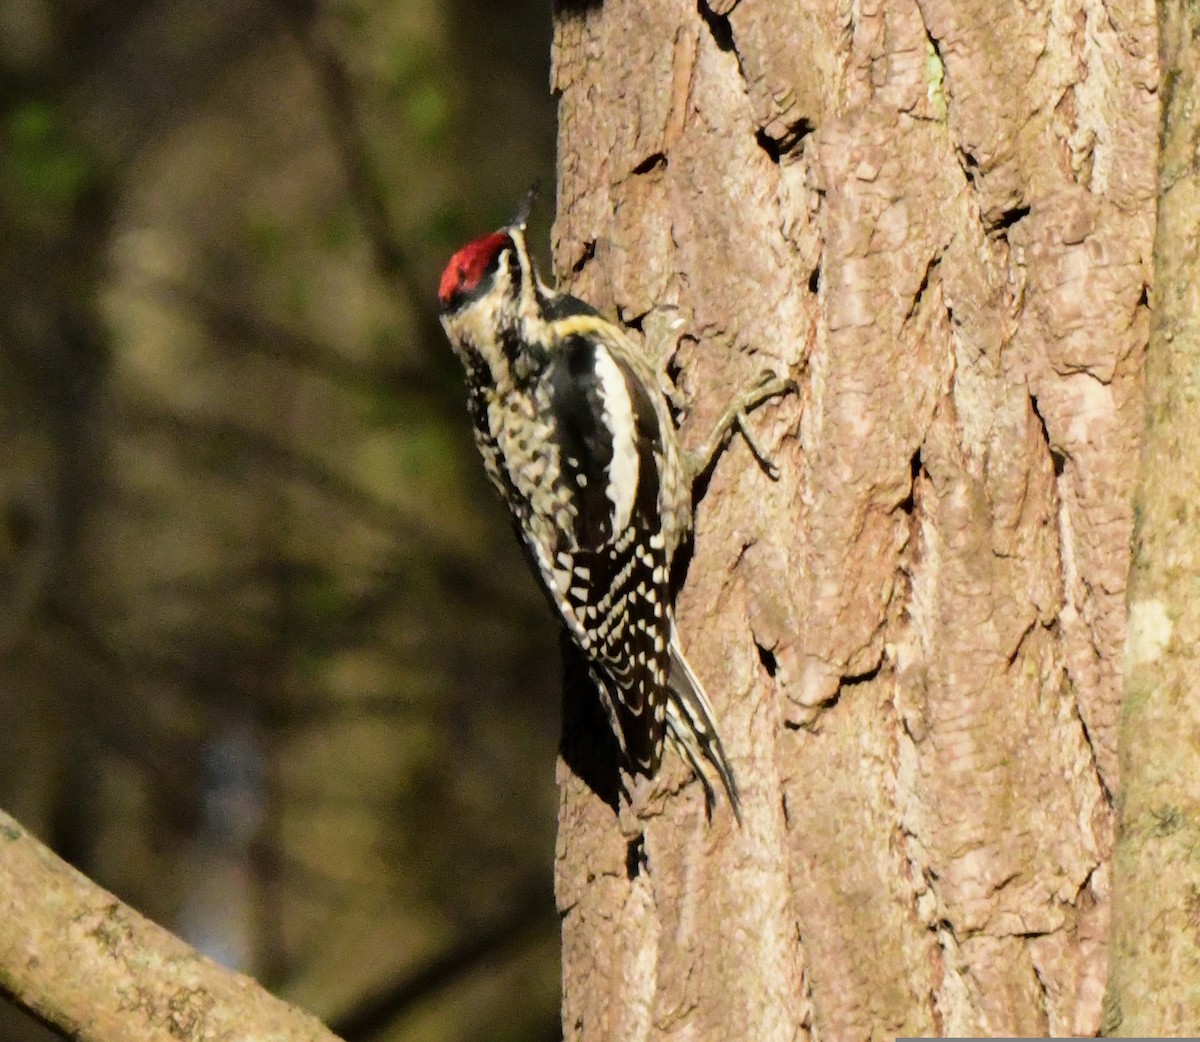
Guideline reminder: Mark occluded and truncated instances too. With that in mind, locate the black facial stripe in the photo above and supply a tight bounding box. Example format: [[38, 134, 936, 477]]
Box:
[[540, 290, 603, 322]]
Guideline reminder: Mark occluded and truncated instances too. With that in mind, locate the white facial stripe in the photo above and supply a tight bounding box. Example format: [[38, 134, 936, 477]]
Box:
[[593, 348, 639, 534]]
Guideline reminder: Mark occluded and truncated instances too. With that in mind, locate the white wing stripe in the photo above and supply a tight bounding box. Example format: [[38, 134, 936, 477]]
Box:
[[593, 347, 639, 534]]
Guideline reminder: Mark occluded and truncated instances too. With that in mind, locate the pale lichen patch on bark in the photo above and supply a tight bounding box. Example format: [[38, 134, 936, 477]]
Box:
[[1124, 598, 1172, 668]]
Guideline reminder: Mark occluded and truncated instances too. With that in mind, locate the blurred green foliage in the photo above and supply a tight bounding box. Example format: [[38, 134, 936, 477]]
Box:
[[3, 99, 97, 218]]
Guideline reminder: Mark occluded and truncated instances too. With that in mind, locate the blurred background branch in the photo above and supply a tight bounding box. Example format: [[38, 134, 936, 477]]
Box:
[[0, 809, 348, 1042]]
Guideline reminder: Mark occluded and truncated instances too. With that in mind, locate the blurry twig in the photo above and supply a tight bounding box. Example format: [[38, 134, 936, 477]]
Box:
[[328, 884, 552, 1042], [144, 278, 450, 402], [118, 395, 426, 536], [272, 0, 439, 340], [115, 397, 546, 629]]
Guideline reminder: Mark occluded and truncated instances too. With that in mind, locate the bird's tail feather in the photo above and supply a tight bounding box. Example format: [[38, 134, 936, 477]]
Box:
[[665, 624, 742, 825]]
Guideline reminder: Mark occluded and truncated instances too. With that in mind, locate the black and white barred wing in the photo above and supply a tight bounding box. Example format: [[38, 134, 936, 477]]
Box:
[[527, 330, 673, 773], [565, 535, 669, 772]]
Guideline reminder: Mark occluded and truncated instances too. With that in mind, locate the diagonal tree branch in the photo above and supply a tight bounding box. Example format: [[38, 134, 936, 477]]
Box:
[[0, 809, 345, 1042]]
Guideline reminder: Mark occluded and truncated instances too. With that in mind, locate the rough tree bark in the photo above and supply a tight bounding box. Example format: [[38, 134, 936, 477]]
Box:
[[1106, 0, 1200, 1033], [551, 1, 1155, 1039]]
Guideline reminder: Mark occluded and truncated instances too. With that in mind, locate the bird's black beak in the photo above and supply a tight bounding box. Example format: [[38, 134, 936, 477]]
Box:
[[511, 182, 540, 231]]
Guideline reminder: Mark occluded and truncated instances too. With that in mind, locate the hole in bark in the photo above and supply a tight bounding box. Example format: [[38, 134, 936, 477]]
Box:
[[987, 204, 1031, 234], [755, 128, 782, 163], [697, 0, 735, 51], [904, 254, 940, 322], [1029, 395, 1065, 477], [1137, 282, 1149, 309], [842, 664, 881, 687], [570, 239, 595, 276], [625, 835, 646, 879], [807, 264, 820, 294], [755, 119, 814, 162], [665, 349, 684, 385], [923, 26, 946, 69], [633, 152, 667, 175], [955, 146, 981, 190], [1006, 620, 1037, 667], [787, 117, 814, 147], [755, 641, 778, 677], [898, 450, 921, 515]]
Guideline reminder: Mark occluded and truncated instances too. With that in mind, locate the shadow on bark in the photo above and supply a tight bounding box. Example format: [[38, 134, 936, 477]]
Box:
[[554, 0, 605, 13], [559, 635, 620, 817]]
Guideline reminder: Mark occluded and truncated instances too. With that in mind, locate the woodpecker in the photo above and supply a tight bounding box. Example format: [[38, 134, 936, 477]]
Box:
[[437, 194, 793, 822]]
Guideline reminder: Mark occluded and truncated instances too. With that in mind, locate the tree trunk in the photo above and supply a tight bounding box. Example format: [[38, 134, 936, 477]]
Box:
[[551, 0, 1155, 1038], [1106, 0, 1200, 1033]]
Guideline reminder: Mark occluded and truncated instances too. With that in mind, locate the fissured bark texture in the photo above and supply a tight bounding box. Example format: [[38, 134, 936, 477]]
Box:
[[551, 0, 1155, 1038], [1107, 1, 1200, 1034]]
